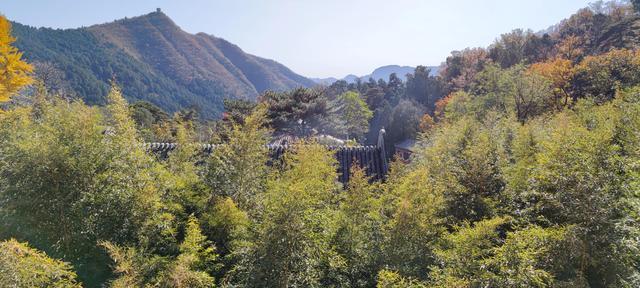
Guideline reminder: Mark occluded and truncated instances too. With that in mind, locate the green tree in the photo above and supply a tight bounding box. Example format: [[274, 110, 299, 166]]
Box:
[[430, 218, 581, 287], [248, 143, 339, 287], [406, 65, 444, 110], [423, 117, 505, 224], [430, 217, 508, 287], [488, 226, 582, 287], [381, 165, 445, 279], [386, 100, 423, 149], [261, 88, 328, 135], [223, 98, 257, 124], [0, 86, 168, 285], [489, 29, 531, 68], [363, 86, 385, 111], [572, 49, 640, 103], [504, 94, 640, 286], [103, 216, 218, 288], [0, 239, 81, 287], [201, 197, 251, 285], [441, 48, 490, 92], [376, 270, 427, 288], [471, 64, 551, 122], [130, 100, 170, 141], [330, 166, 384, 287], [333, 91, 373, 141], [384, 73, 404, 105], [205, 105, 271, 213]]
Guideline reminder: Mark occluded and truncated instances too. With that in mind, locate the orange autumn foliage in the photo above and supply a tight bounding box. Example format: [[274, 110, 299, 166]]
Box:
[[434, 94, 453, 120], [529, 58, 574, 109]]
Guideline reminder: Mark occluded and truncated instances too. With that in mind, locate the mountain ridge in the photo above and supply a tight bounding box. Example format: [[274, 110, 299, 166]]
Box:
[[12, 10, 314, 117]]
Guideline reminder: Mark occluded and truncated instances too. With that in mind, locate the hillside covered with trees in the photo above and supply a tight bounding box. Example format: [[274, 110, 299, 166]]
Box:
[[1, 1, 640, 288], [10, 10, 314, 117]]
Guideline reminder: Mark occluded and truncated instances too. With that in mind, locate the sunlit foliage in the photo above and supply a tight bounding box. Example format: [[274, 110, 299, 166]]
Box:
[[0, 239, 81, 287]]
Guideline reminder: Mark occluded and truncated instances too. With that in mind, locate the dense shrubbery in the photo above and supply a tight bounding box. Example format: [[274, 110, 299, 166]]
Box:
[[1, 80, 638, 287]]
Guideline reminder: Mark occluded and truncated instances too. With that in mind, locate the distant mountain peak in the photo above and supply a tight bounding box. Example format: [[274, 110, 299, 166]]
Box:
[[343, 74, 359, 82], [375, 64, 412, 70], [90, 8, 176, 30], [148, 9, 173, 21], [312, 65, 439, 85]]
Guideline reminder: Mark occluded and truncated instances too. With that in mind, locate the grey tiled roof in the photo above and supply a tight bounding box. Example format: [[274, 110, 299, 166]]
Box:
[[144, 130, 389, 184]]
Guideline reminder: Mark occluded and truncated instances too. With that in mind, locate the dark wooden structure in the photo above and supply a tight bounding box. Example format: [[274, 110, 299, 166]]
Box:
[[144, 129, 389, 184]]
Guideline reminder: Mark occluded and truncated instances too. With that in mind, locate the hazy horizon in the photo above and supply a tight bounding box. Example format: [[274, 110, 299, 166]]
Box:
[[1, 0, 592, 78]]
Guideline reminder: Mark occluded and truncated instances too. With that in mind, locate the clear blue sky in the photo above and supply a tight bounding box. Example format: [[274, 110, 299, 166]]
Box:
[[1, 0, 592, 78]]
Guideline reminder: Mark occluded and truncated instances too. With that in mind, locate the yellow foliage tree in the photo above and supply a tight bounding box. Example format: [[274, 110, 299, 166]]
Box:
[[0, 15, 32, 102]]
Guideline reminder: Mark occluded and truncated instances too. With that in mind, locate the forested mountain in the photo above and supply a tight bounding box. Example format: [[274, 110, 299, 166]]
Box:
[[11, 10, 314, 117], [596, 13, 640, 50]]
